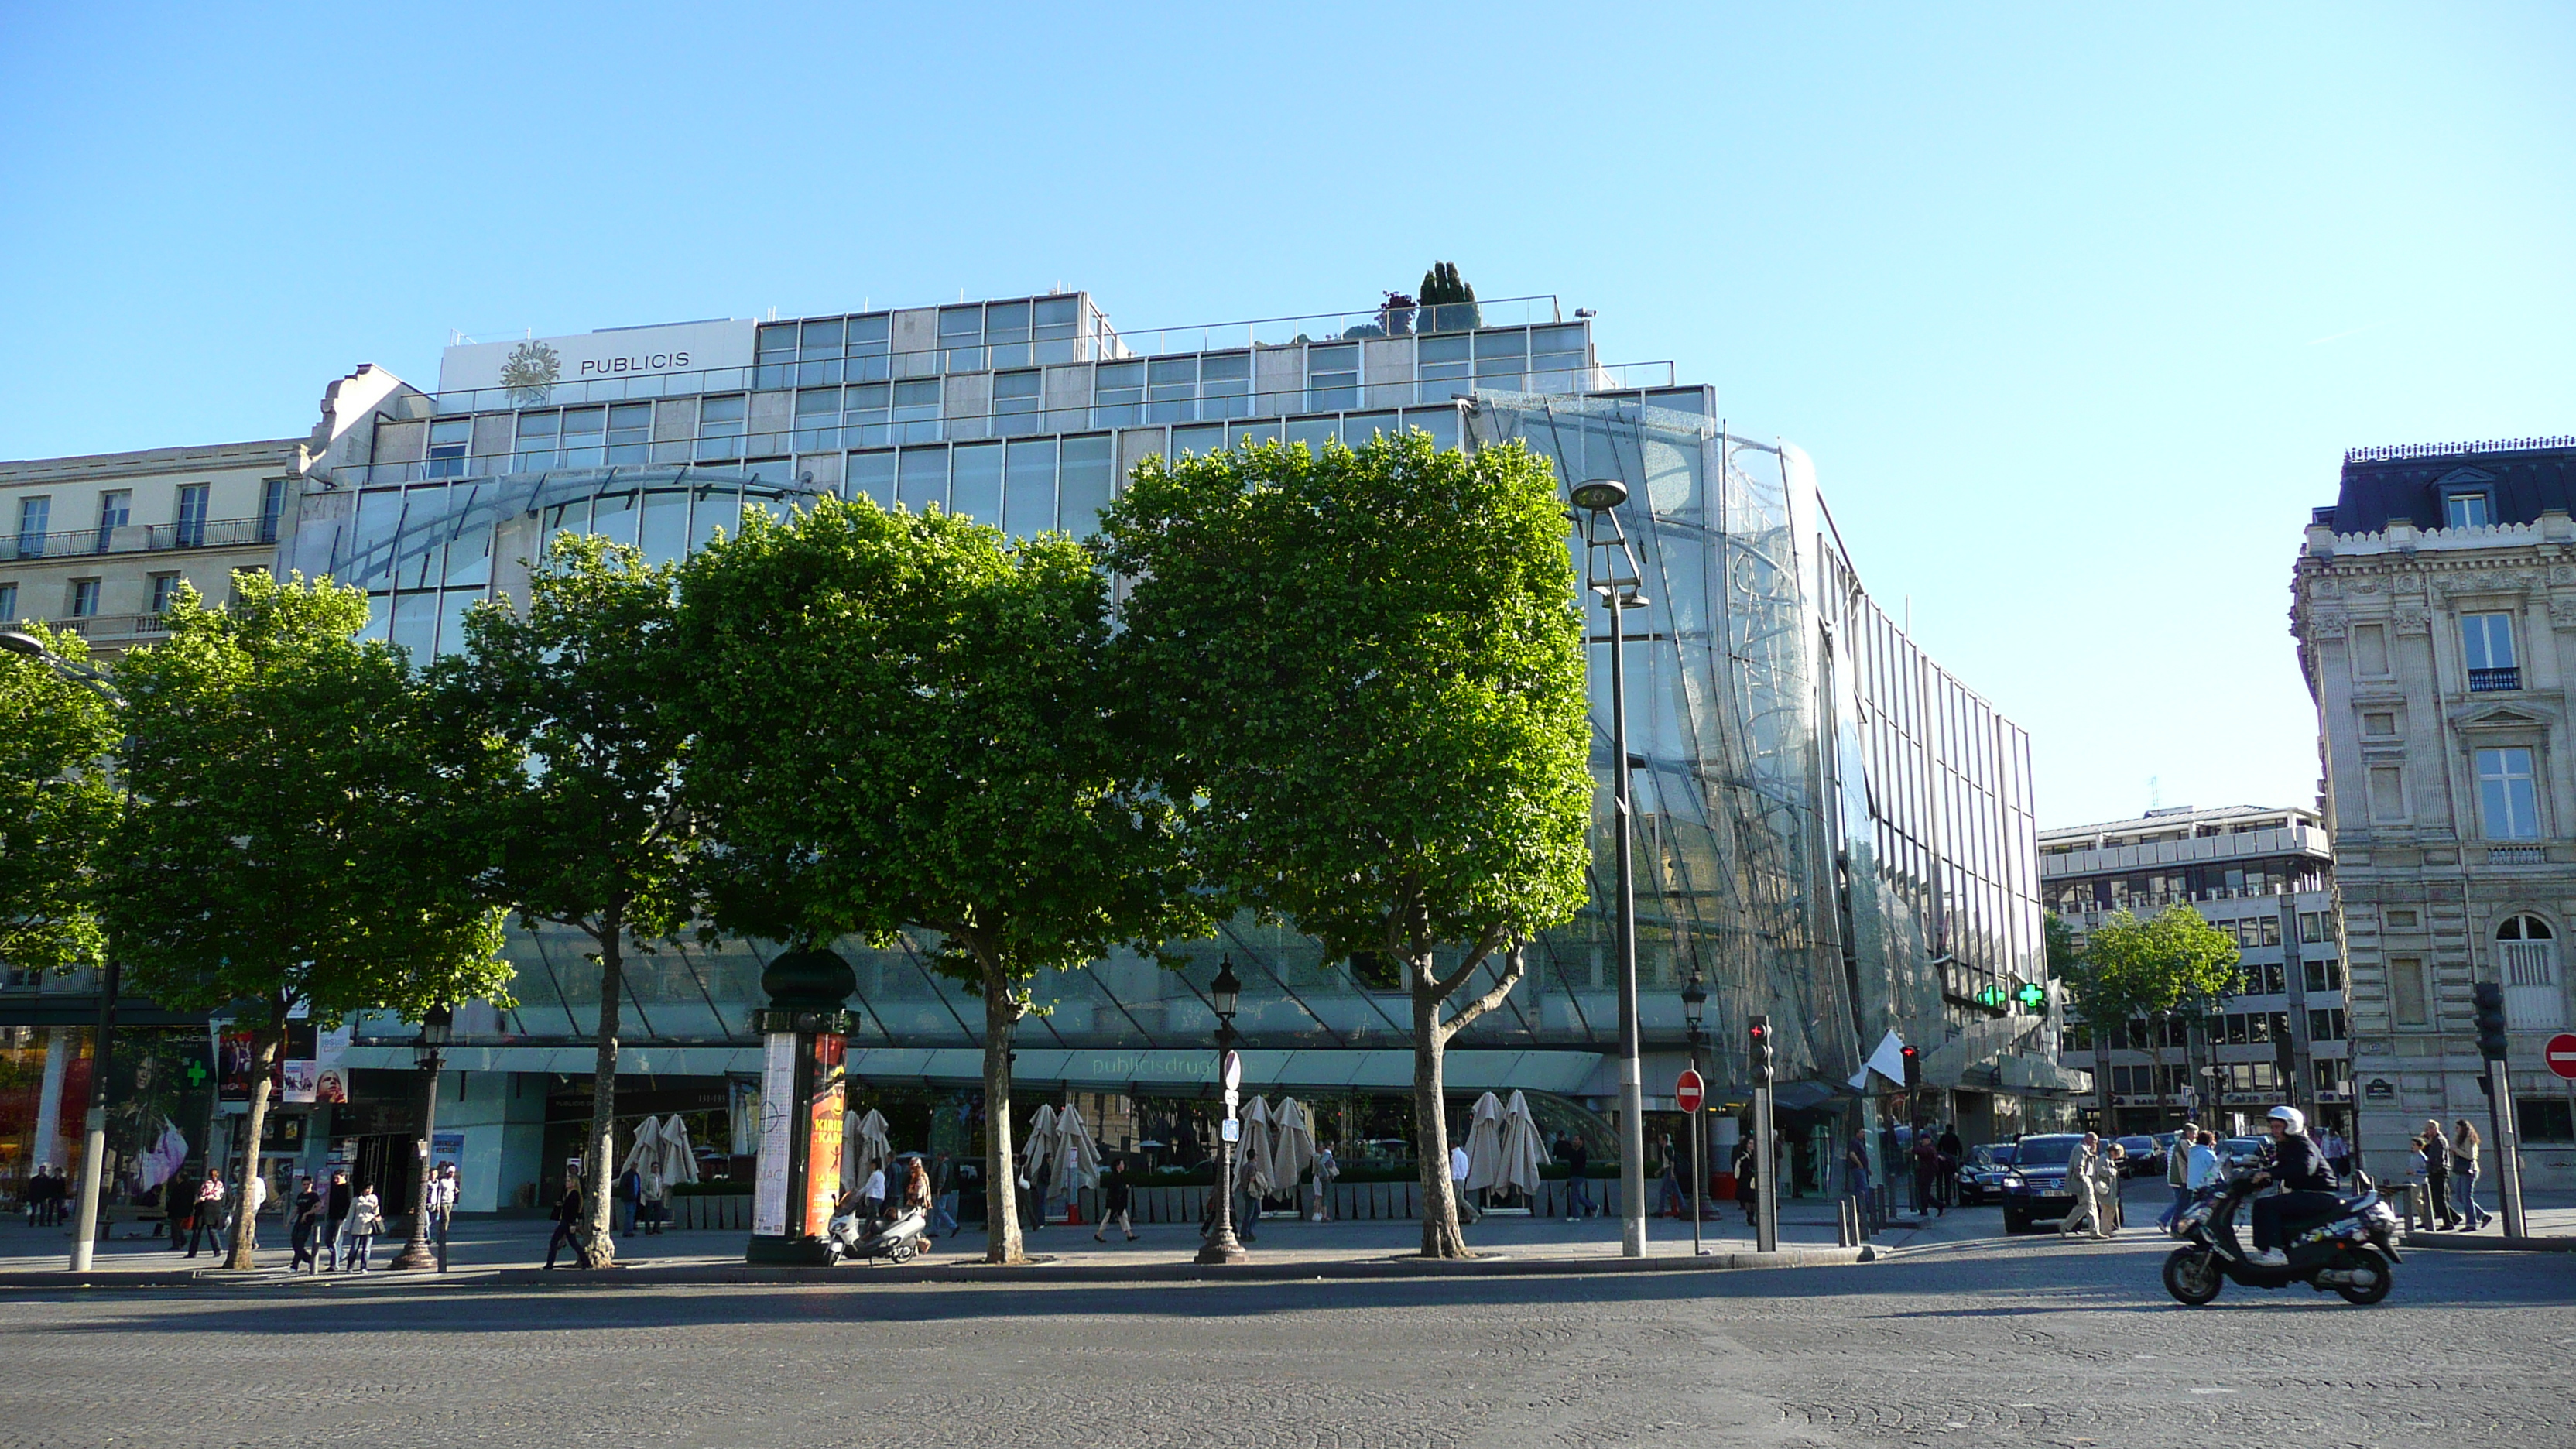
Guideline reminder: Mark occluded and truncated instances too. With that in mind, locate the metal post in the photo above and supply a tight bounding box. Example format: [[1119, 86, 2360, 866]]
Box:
[[1609, 577, 1644, 1259], [67, 959, 120, 1271], [1197, 1027, 1248, 1265], [2492, 1060, 2528, 1238], [389, 1046, 444, 1272], [1753, 1083, 1779, 1253], [1687, 1035, 1703, 1257]]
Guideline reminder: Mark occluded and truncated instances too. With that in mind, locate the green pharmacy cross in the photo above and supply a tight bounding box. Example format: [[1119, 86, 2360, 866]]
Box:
[[183, 1060, 209, 1088], [2014, 981, 2047, 1012]]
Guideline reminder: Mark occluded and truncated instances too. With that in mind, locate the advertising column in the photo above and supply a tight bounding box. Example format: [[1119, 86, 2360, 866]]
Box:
[[744, 944, 855, 1266]]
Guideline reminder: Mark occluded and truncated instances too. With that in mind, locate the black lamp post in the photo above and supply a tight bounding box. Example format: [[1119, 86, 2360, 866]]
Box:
[[389, 1006, 452, 1271], [1681, 967, 1708, 1255], [1197, 957, 1249, 1265], [1571, 481, 1649, 1258], [5, 629, 128, 1274]]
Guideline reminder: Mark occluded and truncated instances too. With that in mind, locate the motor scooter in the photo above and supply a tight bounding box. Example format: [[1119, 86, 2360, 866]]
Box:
[[2163, 1164, 2400, 1306], [824, 1202, 928, 1265]]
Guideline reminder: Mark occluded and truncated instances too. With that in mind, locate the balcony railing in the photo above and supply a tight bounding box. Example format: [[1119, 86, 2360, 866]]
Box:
[[43, 612, 174, 642], [0, 515, 279, 564], [2469, 666, 2522, 692]]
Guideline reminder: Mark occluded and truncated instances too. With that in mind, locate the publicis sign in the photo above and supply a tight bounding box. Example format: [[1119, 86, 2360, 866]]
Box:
[[439, 319, 757, 399]]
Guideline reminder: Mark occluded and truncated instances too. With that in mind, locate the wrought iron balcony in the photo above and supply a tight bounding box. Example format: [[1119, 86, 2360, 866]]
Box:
[[0, 515, 278, 563], [2469, 666, 2522, 692]]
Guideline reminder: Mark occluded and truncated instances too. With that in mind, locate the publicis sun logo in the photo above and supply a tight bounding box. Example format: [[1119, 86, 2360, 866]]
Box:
[[499, 339, 561, 404]]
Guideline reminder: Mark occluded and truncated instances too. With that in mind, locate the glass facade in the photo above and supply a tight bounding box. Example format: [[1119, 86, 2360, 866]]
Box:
[[301, 291, 2056, 1112]]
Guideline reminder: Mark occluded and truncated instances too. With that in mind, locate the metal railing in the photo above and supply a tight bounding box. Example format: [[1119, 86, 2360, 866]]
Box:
[[37, 612, 174, 642], [2345, 436, 2576, 464], [2469, 666, 2522, 692], [0, 516, 278, 563], [1101, 295, 1564, 358]]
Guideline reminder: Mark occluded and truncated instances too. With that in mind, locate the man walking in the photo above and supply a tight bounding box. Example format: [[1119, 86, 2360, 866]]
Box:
[[2420, 1119, 2459, 1228], [289, 1176, 323, 1272], [2159, 1121, 2198, 1231], [2060, 1132, 2108, 1240], [321, 1169, 353, 1271], [426, 1163, 459, 1270], [1450, 1141, 1478, 1226], [1561, 1135, 1595, 1221]]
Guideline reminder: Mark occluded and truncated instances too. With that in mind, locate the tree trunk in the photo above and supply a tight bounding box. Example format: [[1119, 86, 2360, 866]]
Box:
[[1412, 975, 1468, 1259], [579, 909, 623, 1269], [981, 971, 1023, 1265], [224, 1015, 285, 1271]]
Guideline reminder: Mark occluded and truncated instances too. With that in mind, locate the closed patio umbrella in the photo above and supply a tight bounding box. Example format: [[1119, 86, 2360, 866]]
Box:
[[1050, 1101, 1104, 1198], [1023, 1103, 1058, 1194], [1497, 1090, 1551, 1200], [656, 1114, 700, 1186], [843, 1108, 892, 1193], [1461, 1091, 1506, 1193], [1238, 1096, 1277, 1199], [1271, 1097, 1317, 1195], [619, 1115, 665, 1181]]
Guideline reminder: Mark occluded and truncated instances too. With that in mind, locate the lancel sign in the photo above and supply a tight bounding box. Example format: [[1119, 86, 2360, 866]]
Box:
[[439, 318, 757, 399]]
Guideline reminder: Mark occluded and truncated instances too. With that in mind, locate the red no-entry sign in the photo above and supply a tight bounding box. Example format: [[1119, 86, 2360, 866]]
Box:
[[2545, 1033, 2576, 1081], [1675, 1068, 1705, 1114]]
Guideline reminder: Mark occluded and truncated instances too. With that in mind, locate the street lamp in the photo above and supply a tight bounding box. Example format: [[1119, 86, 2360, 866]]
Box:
[[1572, 479, 1650, 1259], [5, 630, 130, 1274], [389, 1005, 453, 1272], [1197, 957, 1249, 1265], [1681, 966, 1708, 1255]]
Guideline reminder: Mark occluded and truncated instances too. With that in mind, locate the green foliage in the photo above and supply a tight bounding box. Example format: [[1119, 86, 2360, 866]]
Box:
[[0, 624, 120, 974], [1419, 262, 1477, 307], [1100, 432, 1591, 967], [428, 534, 703, 947], [106, 574, 512, 1027], [2071, 904, 2242, 1024], [2043, 911, 2080, 980]]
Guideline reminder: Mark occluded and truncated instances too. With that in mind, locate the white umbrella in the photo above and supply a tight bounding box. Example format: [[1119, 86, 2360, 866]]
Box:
[[1238, 1096, 1277, 1198], [1023, 1103, 1058, 1193], [1272, 1097, 1317, 1194], [656, 1114, 699, 1186], [619, 1115, 665, 1180], [1050, 1101, 1104, 1197], [842, 1107, 892, 1192], [1461, 1091, 1506, 1193], [1496, 1090, 1551, 1199]]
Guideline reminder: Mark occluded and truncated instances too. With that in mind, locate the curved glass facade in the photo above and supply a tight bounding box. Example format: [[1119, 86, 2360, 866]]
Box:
[[303, 298, 2057, 1113]]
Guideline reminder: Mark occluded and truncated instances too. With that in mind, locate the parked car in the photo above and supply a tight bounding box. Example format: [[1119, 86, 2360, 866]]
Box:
[[2115, 1135, 2164, 1177], [1956, 1143, 2019, 1205], [1997, 1134, 2088, 1233]]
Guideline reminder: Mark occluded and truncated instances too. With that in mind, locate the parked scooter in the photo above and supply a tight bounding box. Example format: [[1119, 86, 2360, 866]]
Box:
[[824, 1202, 928, 1265], [2163, 1163, 2400, 1306]]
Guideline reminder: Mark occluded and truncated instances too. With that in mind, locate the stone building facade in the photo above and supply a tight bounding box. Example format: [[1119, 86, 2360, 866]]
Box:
[[2292, 437, 2576, 1189]]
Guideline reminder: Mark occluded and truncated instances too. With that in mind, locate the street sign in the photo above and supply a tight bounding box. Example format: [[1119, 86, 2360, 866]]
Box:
[[1675, 1068, 1704, 1114], [2546, 1033, 2576, 1081], [1221, 1049, 1242, 1091]]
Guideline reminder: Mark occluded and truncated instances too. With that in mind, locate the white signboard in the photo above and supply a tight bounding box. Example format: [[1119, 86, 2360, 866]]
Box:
[[753, 1033, 796, 1237], [439, 318, 756, 396]]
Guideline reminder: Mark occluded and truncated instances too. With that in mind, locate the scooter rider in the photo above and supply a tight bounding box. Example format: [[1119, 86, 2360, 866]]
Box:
[[2246, 1105, 2341, 1266]]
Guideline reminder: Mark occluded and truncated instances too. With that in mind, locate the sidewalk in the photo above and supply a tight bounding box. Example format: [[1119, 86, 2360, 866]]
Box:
[[0, 1201, 1895, 1290]]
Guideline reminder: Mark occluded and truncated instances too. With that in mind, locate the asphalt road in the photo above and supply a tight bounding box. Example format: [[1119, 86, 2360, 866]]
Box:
[[3, 1224, 2571, 1448]]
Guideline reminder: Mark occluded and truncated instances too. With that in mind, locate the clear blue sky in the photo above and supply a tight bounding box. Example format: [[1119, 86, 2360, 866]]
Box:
[[5, 5, 2570, 827]]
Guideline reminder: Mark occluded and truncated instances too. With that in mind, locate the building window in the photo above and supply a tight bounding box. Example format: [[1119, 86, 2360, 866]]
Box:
[[2308, 1008, 2348, 1042], [259, 478, 289, 543], [2350, 622, 2389, 678], [2499, 913, 2564, 1029], [149, 573, 182, 614], [606, 402, 651, 464], [2389, 956, 2429, 1026], [2366, 765, 2405, 822], [94, 489, 130, 550], [1307, 344, 1359, 411], [2463, 611, 2519, 691], [175, 483, 210, 548], [2519, 1098, 2576, 1143], [69, 577, 100, 618], [0, 582, 15, 622], [15, 495, 50, 558], [2445, 492, 2492, 529], [2304, 957, 2344, 992], [2477, 748, 2542, 840], [695, 395, 746, 461]]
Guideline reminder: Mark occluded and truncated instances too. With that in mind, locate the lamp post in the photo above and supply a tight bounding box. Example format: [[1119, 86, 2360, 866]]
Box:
[[1571, 481, 1649, 1259], [4, 629, 128, 1274], [1681, 967, 1708, 1256], [389, 1005, 452, 1272], [1197, 957, 1249, 1265]]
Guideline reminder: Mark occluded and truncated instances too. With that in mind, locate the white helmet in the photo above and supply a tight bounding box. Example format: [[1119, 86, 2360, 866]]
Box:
[[2267, 1105, 2307, 1135]]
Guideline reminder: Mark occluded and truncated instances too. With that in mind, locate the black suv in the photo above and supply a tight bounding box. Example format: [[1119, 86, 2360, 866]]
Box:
[[1996, 1134, 2088, 1233]]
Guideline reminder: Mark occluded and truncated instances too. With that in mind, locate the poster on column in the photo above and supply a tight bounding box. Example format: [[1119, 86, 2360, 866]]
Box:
[[754, 1035, 795, 1237], [281, 1021, 320, 1104], [805, 1033, 848, 1235], [312, 1023, 353, 1105]]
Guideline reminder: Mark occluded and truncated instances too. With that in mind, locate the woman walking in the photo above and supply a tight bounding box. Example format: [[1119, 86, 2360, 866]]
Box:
[[343, 1184, 382, 1273], [2452, 1120, 2493, 1231], [1093, 1160, 1138, 1243]]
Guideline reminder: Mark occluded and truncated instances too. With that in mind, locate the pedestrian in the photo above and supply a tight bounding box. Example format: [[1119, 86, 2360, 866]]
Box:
[[640, 1162, 666, 1236], [2159, 1121, 2199, 1231], [26, 1164, 51, 1227], [1093, 1160, 1138, 1242], [858, 1161, 886, 1222], [1311, 1142, 1339, 1222], [426, 1163, 459, 1270], [1451, 1141, 1479, 1225], [2060, 1132, 2108, 1240], [2451, 1119, 2492, 1231], [2186, 1129, 2221, 1204], [289, 1176, 323, 1272], [615, 1162, 640, 1238], [1560, 1135, 1594, 1221], [1912, 1131, 1942, 1217], [928, 1155, 960, 1239], [2324, 1125, 2351, 1183], [2094, 1141, 2125, 1233], [1655, 1133, 1685, 1218], [1935, 1123, 1964, 1210], [322, 1169, 352, 1270], [543, 1168, 591, 1269], [2421, 1118, 2458, 1229], [187, 1169, 225, 1257], [1732, 1136, 1759, 1226], [341, 1184, 381, 1273], [1844, 1131, 1872, 1207], [164, 1169, 195, 1251]]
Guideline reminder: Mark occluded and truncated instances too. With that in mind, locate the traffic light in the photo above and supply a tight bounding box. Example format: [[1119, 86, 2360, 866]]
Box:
[[1747, 1015, 1773, 1083], [2474, 981, 2509, 1063], [1900, 1043, 1922, 1088]]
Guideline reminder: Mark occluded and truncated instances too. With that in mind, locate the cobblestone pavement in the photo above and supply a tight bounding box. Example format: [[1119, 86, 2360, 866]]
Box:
[[2, 1220, 2571, 1448]]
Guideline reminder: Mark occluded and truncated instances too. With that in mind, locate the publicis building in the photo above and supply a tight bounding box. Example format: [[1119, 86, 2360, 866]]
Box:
[[2040, 804, 2349, 1137], [2293, 437, 2576, 1190], [3, 286, 2078, 1217]]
